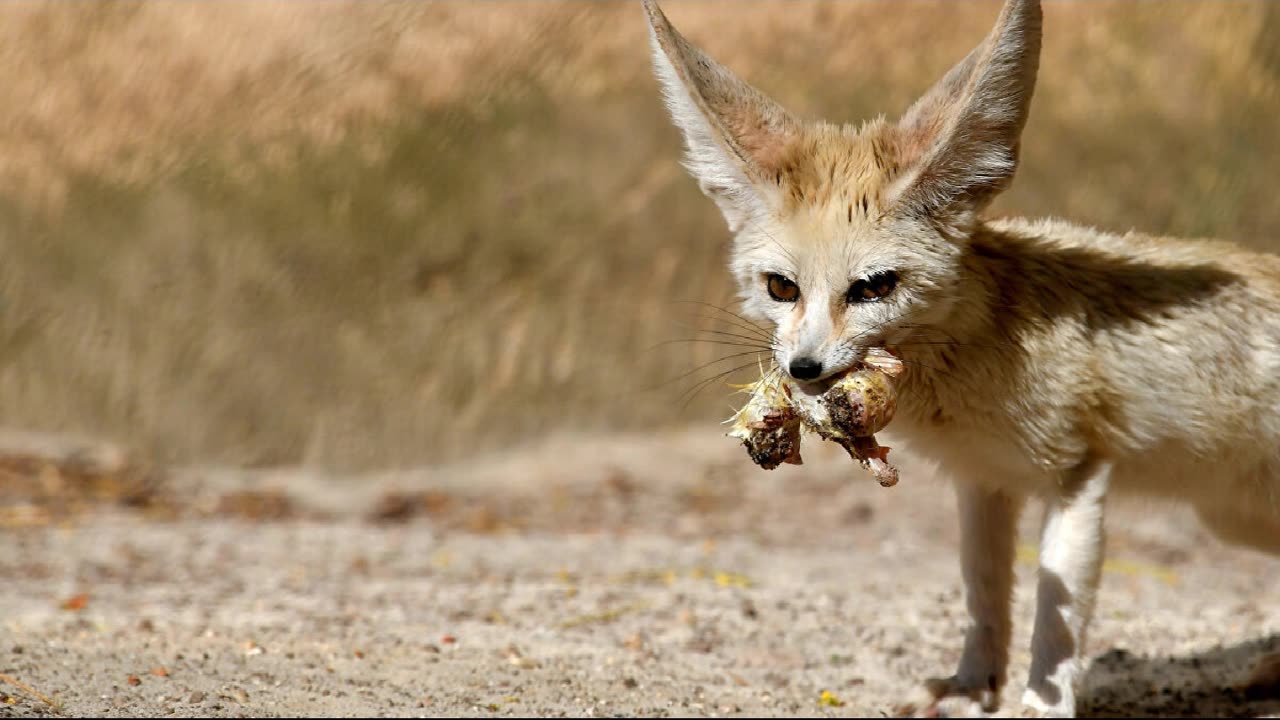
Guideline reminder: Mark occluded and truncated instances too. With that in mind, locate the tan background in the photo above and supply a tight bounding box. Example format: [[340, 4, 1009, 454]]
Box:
[[1, 1, 1278, 470]]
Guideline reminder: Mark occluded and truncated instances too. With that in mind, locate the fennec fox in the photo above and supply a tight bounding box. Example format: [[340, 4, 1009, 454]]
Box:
[[641, 0, 1280, 715]]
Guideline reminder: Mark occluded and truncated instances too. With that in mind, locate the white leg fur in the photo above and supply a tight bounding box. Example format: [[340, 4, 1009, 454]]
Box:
[[926, 483, 1022, 714], [1022, 460, 1111, 717]]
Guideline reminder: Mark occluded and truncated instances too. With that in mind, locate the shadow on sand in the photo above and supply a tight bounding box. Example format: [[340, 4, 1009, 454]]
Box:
[[1082, 634, 1280, 718]]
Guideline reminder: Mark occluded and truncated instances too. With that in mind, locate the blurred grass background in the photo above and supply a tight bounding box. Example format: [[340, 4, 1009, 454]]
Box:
[[0, 1, 1277, 471]]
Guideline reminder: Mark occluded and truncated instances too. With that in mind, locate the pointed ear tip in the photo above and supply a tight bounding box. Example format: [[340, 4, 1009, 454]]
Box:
[[640, 0, 666, 28], [640, 0, 681, 59], [1007, 0, 1044, 27]]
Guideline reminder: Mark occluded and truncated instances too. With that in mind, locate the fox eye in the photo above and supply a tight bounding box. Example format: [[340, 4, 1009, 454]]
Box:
[[766, 274, 800, 303], [847, 270, 898, 303]]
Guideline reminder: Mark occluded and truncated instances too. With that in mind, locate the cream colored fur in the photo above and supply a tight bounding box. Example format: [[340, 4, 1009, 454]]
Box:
[[641, 0, 1280, 716]]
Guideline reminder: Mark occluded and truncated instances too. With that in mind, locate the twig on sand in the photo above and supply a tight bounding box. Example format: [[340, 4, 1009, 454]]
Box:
[[0, 671, 60, 710]]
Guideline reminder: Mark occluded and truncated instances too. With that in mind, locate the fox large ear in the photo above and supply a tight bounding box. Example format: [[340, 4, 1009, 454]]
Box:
[[892, 0, 1041, 221], [642, 0, 799, 232]]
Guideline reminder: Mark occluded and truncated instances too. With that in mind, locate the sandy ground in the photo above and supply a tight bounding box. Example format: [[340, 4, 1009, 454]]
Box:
[[2, 428, 1279, 718]]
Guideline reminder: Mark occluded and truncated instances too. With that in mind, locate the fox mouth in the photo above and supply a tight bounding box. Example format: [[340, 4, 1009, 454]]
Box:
[[788, 367, 851, 396], [784, 346, 898, 392]]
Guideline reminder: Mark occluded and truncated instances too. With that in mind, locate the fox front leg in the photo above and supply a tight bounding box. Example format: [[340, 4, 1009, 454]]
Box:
[[924, 483, 1023, 715], [1022, 458, 1111, 717]]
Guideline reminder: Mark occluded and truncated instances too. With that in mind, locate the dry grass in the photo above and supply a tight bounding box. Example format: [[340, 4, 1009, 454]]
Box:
[[0, 1, 1278, 469]]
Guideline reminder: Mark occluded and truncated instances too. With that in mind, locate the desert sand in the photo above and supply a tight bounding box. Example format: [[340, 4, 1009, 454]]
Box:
[[2, 428, 1278, 718]]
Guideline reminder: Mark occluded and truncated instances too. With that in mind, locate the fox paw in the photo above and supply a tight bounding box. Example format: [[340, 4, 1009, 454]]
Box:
[[1020, 687, 1076, 718], [891, 676, 1000, 718], [925, 675, 1000, 717]]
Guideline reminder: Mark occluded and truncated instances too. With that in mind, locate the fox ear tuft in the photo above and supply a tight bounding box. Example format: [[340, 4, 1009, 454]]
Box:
[[892, 0, 1042, 220], [641, 0, 798, 231]]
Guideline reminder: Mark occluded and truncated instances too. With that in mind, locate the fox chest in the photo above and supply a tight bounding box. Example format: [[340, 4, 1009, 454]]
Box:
[[886, 383, 1092, 492]]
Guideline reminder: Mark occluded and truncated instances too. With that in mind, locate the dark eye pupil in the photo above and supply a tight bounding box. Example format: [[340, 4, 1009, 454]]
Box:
[[848, 271, 897, 303], [767, 274, 799, 302]]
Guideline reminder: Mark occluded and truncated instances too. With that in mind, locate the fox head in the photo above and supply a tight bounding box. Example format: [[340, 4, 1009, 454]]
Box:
[[642, 0, 1041, 383]]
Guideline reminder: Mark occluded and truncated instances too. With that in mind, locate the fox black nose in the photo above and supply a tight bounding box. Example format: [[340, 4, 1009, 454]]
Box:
[[788, 357, 823, 380]]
